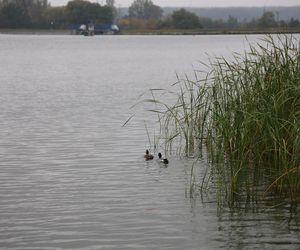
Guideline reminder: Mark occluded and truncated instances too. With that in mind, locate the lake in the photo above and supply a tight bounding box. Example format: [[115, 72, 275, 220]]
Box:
[[0, 34, 299, 249]]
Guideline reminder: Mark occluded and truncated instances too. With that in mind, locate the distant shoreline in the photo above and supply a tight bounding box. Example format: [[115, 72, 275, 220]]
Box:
[[1, 28, 300, 36], [121, 29, 300, 35], [0, 29, 70, 35]]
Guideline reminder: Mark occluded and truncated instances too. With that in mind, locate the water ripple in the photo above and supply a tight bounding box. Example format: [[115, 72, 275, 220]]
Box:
[[0, 34, 299, 249]]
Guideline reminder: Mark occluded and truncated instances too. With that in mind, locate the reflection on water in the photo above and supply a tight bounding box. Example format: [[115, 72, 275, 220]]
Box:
[[0, 34, 299, 249]]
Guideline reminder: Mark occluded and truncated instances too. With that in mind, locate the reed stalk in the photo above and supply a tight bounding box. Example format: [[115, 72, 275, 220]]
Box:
[[143, 34, 300, 207]]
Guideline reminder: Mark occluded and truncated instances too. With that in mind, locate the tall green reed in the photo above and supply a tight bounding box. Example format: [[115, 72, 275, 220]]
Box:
[[142, 35, 300, 207]]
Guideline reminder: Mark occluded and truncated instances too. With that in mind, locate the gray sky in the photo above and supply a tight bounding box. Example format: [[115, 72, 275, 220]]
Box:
[[50, 0, 300, 8]]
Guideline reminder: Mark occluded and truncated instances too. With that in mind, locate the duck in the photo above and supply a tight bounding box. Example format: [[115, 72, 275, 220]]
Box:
[[144, 150, 154, 161], [158, 152, 169, 164]]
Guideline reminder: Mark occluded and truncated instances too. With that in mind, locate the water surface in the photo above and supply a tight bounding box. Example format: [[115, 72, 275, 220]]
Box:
[[0, 34, 299, 249]]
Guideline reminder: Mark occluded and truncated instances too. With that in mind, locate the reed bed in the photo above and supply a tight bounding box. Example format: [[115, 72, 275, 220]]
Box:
[[144, 35, 300, 207]]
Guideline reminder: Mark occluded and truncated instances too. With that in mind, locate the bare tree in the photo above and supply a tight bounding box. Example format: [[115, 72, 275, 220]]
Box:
[[106, 0, 115, 7], [129, 0, 162, 20]]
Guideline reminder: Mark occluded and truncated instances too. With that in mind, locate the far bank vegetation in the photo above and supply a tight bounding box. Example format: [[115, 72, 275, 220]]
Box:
[[0, 0, 299, 33]]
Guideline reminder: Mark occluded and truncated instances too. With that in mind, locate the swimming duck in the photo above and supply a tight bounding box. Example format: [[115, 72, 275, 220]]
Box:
[[144, 150, 154, 161], [158, 152, 169, 164]]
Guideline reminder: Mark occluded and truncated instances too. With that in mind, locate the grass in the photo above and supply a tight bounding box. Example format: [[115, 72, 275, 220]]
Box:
[[142, 34, 300, 208]]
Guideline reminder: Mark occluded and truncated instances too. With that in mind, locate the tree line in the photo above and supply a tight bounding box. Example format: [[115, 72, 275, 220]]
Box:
[[121, 1, 300, 30], [0, 0, 299, 30], [0, 0, 113, 29]]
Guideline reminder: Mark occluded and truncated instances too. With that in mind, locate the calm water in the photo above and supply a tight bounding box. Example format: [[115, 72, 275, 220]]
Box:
[[0, 34, 299, 249]]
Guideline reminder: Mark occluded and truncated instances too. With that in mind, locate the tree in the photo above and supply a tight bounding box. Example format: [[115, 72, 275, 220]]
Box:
[[128, 0, 162, 20], [0, 1, 31, 28], [258, 11, 276, 28], [288, 18, 300, 28], [66, 0, 113, 25], [0, 0, 51, 28], [29, 0, 49, 28], [106, 0, 117, 22], [97, 5, 113, 24], [171, 8, 201, 29], [227, 15, 239, 29], [44, 6, 67, 28], [106, 0, 115, 7]]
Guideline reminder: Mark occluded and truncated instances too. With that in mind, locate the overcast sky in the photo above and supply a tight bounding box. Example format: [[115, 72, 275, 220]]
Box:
[[49, 0, 300, 8]]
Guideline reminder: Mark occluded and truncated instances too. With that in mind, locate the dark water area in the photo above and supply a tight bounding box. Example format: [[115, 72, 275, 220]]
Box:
[[0, 34, 299, 249]]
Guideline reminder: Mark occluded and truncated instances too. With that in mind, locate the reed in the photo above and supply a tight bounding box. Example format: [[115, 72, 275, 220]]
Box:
[[144, 35, 300, 207]]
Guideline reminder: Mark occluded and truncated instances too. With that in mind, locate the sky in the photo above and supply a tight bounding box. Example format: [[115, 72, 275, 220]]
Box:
[[49, 0, 300, 8]]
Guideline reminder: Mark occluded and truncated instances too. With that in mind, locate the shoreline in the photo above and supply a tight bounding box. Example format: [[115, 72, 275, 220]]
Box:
[[120, 27, 300, 35], [1, 28, 300, 36], [0, 29, 70, 35]]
